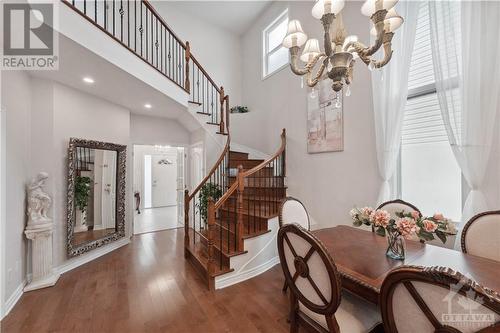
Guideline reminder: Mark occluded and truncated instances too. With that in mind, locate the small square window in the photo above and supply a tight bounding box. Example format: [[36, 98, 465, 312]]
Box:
[[263, 9, 289, 79]]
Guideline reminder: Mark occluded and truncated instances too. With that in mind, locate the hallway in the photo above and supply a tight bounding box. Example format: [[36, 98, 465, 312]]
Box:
[[133, 206, 182, 234], [1, 229, 290, 333]]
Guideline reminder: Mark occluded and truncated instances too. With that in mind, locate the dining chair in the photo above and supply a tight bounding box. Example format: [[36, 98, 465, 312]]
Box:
[[380, 265, 500, 333], [376, 199, 421, 218], [277, 224, 382, 333], [279, 197, 311, 292], [461, 210, 500, 262], [279, 197, 311, 230]]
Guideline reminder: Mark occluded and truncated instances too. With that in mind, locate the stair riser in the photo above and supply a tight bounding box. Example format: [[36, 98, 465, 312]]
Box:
[[229, 159, 263, 169], [240, 187, 287, 197], [229, 151, 249, 160], [223, 200, 279, 213]]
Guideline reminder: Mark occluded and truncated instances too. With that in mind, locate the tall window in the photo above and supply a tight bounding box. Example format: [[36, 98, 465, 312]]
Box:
[[262, 9, 289, 78], [400, 2, 462, 221]]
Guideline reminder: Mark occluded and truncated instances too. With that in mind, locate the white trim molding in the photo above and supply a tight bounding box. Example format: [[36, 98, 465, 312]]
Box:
[[2, 279, 26, 319], [216, 256, 279, 290]]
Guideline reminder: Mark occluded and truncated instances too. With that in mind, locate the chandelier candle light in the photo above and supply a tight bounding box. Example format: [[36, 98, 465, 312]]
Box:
[[282, 0, 403, 100]]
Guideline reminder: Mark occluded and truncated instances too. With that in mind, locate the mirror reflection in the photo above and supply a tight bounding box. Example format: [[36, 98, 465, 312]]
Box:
[[73, 147, 117, 246]]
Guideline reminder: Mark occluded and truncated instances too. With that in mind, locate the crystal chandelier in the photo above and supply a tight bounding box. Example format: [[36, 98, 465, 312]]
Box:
[[282, 0, 403, 97]]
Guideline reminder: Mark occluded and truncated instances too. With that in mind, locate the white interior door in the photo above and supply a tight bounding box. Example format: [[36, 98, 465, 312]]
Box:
[[101, 150, 116, 229], [151, 154, 177, 207], [93, 150, 103, 228], [176, 148, 185, 225], [190, 143, 204, 191]]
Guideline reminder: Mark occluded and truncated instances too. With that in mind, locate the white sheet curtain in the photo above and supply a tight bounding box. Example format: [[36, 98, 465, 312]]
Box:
[[429, 1, 500, 228], [372, 1, 420, 204]]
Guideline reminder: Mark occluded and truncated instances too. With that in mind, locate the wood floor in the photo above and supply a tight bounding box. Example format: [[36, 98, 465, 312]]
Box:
[[1, 229, 292, 333]]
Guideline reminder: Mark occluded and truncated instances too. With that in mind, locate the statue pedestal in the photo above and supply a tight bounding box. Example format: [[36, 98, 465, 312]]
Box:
[[24, 223, 60, 292]]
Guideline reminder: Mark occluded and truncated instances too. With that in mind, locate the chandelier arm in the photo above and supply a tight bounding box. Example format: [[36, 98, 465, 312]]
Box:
[[344, 10, 387, 57], [345, 60, 355, 85], [370, 32, 394, 69], [289, 47, 327, 76], [321, 14, 335, 57], [306, 62, 327, 87]]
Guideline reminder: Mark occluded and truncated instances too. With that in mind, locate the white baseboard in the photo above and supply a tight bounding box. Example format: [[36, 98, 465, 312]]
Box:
[[215, 256, 280, 290], [2, 279, 27, 319], [1, 237, 130, 320], [56, 237, 130, 275]]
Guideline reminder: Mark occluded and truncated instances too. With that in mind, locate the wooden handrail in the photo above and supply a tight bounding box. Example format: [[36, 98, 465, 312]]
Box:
[[142, 0, 186, 48], [187, 133, 230, 201], [242, 128, 286, 178], [214, 129, 286, 210], [190, 54, 222, 94]]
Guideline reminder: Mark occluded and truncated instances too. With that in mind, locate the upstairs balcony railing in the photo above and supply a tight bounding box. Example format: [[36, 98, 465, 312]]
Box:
[[62, 0, 228, 133]]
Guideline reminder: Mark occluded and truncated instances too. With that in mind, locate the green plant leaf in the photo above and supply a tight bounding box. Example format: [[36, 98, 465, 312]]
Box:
[[353, 220, 362, 227], [435, 230, 447, 244], [418, 230, 435, 242]]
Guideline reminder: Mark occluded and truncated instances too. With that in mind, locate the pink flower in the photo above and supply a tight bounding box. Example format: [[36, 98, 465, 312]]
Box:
[[411, 211, 421, 219], [422, 219, 438, 233], [396, 217, 419, 239], [360, 207, 374, 220], [370, 209, 391, 228], [433, 213, 444, 221]]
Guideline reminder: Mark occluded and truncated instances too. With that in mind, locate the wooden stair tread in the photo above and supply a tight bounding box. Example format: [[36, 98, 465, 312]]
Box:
[[188, 100, 202, 106], [200, 227, 247, 258], [186, 235, 233, 277], [218, 207, 279, 219]]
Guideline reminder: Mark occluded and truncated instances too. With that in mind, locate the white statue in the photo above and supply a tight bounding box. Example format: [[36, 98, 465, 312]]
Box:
[[27, 172, 52, 227]]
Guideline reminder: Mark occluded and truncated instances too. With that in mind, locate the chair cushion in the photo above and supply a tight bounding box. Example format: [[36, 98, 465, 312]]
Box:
[[464, 214, 500, 262], [299, 291, 381, 333]]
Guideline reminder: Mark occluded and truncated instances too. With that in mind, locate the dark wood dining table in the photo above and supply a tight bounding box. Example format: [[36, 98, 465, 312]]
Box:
[[312, 225, 500, 305]]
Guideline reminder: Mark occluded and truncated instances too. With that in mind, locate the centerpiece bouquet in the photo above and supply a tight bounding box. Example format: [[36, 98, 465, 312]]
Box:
[[350, 207, 456, 260]]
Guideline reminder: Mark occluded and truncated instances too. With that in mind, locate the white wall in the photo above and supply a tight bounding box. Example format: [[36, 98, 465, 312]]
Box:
[[235, 1, 381, 229], [1, 71, 31, 306], [130, 114, 190, 147], [152, 1, 242, 106], [1, 76, 194, 314]]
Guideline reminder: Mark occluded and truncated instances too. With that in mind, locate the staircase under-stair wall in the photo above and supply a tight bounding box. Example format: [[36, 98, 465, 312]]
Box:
[[61, 0, 287, 290]]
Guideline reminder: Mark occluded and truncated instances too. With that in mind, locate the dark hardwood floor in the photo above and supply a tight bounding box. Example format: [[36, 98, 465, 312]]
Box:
[[1, 229, 291, 333]]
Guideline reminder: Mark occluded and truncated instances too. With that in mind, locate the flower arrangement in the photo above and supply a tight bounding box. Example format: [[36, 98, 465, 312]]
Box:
[[350, 207, 457, 259]]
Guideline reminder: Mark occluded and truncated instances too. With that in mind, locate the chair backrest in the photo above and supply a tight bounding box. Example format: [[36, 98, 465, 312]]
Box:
[[279, 197, 311, 230], [377, 199, 421, 218], [461, 211, 500, 262], [380, 266, 500, 333], [277, 224, 342, 318]]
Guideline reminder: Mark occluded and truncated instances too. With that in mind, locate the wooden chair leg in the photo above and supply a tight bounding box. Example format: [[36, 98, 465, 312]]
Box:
[[289, 292, 299, 333], [282, 280, 288, 293]]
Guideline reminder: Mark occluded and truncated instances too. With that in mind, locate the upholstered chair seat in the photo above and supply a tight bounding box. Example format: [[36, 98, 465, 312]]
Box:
[[461, 211, 500, 262], [299, 291, 381, 333], [278, 224, 382, 333]]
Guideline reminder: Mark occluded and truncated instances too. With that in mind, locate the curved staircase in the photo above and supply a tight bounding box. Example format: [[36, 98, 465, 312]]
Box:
[[61, 0, 286, 290], [184, 131, 286, 290]]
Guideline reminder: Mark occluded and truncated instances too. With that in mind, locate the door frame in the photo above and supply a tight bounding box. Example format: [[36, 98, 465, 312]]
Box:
[[131, 144, 188, 235]]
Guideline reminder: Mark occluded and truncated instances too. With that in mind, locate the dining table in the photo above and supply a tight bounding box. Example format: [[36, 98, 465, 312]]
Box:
[[312, 225, 500, 305]]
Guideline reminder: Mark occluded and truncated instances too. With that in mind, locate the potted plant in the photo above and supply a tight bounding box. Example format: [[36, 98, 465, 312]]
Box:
[[74, 176, 91, 232], [350, 207, 456, 260], [230, 106, 249, 114], [196, 183, 222, 228]]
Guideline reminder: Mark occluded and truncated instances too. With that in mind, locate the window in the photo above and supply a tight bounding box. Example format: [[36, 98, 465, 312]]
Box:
[[263, 9, 289, 78], [399, 2, 462, 221]]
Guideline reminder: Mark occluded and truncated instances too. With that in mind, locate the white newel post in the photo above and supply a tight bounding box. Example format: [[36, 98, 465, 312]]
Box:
[[24, 172, 60, 292]]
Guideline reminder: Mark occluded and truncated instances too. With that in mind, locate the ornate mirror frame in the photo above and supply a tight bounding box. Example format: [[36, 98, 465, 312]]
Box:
[[67, 138, 127, 257]]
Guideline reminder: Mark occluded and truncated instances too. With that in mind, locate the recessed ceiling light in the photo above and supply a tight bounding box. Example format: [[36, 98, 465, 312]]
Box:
[[83, 77, 94, 84], [144, 104, 152, 109]]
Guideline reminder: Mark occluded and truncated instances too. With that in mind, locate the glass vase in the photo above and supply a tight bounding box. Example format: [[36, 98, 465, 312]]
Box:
[[386, 231, 406, 260]]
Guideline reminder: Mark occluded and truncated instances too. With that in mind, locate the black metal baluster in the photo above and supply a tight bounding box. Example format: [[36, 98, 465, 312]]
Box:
[[134, 0, 136, 51], [94, 0, 97, 22], [112, 0, 115, 36], [140, 2, 143, 56], [120, 0, 123, 42], [84, 0, 87, 15], [127, 0, 130, 46], [104, 0, 107, 32], [155, 18, 159, 68], [145, 9, 148, 60]]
